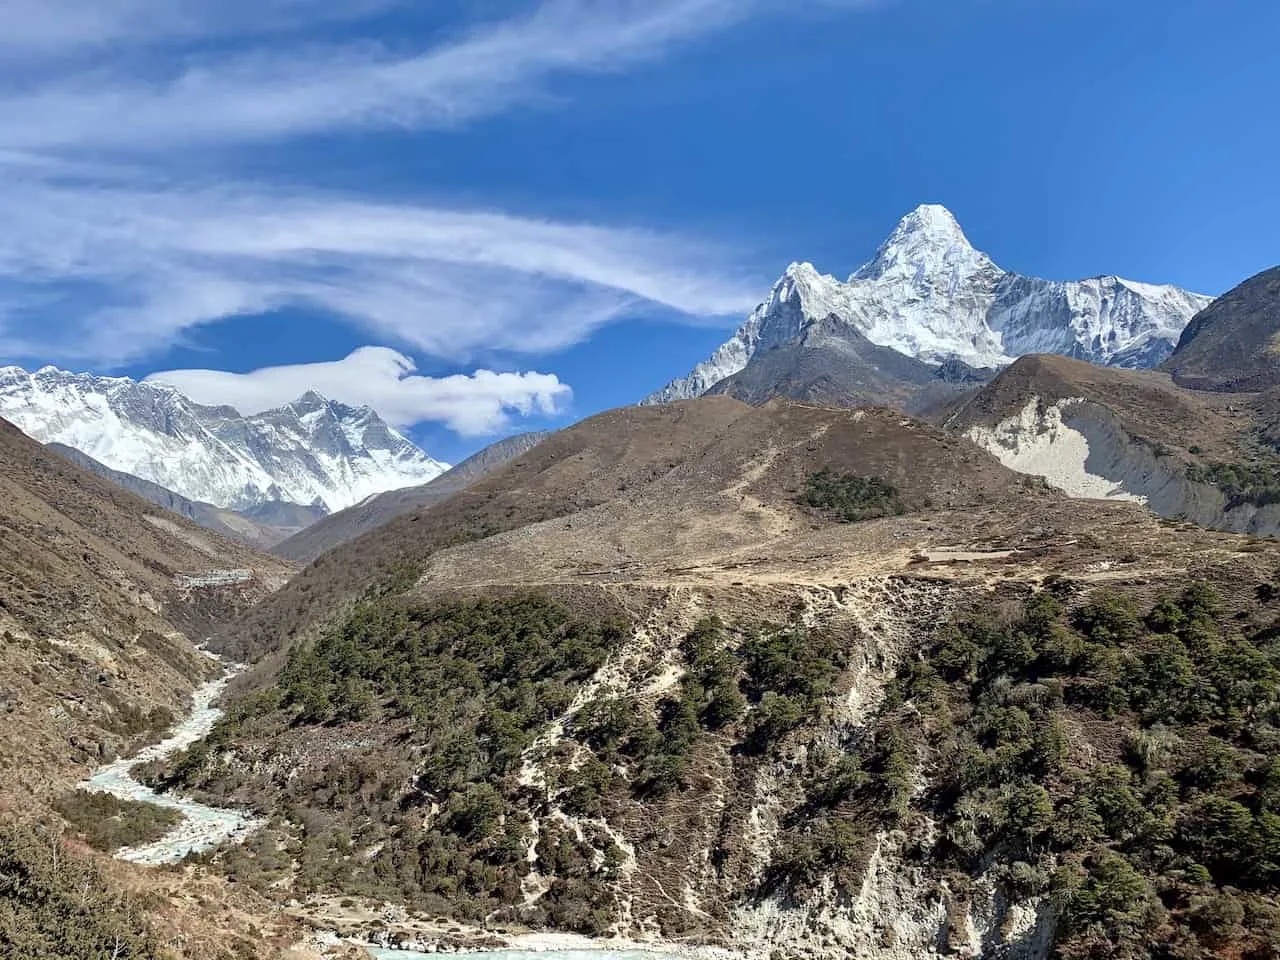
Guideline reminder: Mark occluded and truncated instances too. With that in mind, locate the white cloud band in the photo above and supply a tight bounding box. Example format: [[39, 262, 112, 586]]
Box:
[[0, 0, 869, 402], [0, 0, 755, 150], [148, 346, 570, 435], [0, 169, 760, 367]]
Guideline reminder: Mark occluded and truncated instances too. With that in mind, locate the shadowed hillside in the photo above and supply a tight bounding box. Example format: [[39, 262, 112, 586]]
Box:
[[273, 431, 550, 564], [1163, 265, 1280, 391], [0, 417, 292, 801], [46, 442, 322, 550], [705, 315, 997, 413]]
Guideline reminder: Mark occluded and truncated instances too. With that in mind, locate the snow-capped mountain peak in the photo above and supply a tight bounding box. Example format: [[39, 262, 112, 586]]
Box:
[[770, 262, 842, 332], [290, 389, 330, 410], [0, 366, 449, 513], [889, 202, 971, 246], [643, 205, 1214, 404], [852, 203, 998, 288]]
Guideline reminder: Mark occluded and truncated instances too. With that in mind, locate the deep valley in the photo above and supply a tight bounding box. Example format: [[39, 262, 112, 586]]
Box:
[[5, 221, 1280, 960]]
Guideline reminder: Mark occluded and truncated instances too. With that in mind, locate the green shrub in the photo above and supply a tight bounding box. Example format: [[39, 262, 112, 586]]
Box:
[[1188, 891, 1247, 948], [276, 594, 627, 791], [0, 822, 164, 958], [766, 817, 867, 889], [53, 790, 181, 853], [743, 692, 806, 754], [680, 618, 746, 729], [1187, 461, 1280, 508], [799, 469, 905, 522], [559, 757, 613, 816], [574, 696, 635, 752], [865, 576, 1280, 956], [741, 624, 847, 702], [444, 783, 504, 841], [1058, 851, 1163, 951]]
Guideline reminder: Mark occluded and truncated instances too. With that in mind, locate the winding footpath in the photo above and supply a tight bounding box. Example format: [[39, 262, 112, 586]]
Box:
[[81, 657, 264, 865]]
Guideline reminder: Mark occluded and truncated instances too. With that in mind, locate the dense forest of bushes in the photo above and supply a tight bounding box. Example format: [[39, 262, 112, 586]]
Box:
[[158, 591, 636, 929], [0, 821, 163, 959], [566, 615, 847, 803], [799, 469, 906, 522], [788, 578, 1280, 959], [154, 565, 1280, 956], [1187, 460, 1280, 508], [158, 587, 856, 935]]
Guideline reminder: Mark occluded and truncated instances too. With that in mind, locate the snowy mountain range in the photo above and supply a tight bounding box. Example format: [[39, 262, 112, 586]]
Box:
[[644, 204, 1214, 404], [0, 366, 448, 513]]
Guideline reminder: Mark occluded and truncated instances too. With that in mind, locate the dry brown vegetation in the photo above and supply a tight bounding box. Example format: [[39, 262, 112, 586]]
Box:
[[942, 354, 1253, 464], [150, 394, 1280, 956], [220, 397, 1059, 662], [0, 416, 292, 802], [12, 386, 1280, 957]]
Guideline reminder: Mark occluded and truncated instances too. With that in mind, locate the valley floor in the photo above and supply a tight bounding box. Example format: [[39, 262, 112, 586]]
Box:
[[81, 657, 265, 864]]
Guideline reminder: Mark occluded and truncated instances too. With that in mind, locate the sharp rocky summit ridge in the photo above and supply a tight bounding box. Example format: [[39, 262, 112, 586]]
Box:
[[0, 365, 449, 514], [644, 203, 1214, 404]]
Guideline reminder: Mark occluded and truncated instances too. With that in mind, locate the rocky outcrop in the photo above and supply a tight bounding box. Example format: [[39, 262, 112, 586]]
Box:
[[962, 396, 1280, 535], [736, 835, 1056, 960]]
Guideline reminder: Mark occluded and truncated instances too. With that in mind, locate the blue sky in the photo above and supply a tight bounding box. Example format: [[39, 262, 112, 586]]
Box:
[[0, 0, 1276, 463]]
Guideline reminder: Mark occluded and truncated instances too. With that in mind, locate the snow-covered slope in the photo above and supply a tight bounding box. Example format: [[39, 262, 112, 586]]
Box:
[[644, 205, 1213, 403], [0, 366, 448, 513]]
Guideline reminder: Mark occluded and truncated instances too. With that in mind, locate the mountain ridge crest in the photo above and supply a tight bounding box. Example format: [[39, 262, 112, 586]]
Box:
[[643, 205, 1213, 405], [0, 364, 448, 513]]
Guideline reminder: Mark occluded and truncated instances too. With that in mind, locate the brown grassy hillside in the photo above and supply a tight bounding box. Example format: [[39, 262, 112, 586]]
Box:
[[219, 396, 1061, 662], [273, 431, 550, 565], [0, 416, 293, 802], [152, 392, 1280, 959]]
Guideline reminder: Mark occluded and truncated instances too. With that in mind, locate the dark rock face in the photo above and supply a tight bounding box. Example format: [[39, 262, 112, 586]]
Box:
[[1163, 266, 1280, 392], [706, 316, 996, 414]]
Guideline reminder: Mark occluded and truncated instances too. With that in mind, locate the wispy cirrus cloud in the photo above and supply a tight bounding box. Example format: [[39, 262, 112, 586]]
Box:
[[149, 346, 570, 435], [0, 167, 760, 366], [0, 0, 763, 152], [0, 0, 768, 377], [0, 0, 403, 57], [0, 0, 870, 432]]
